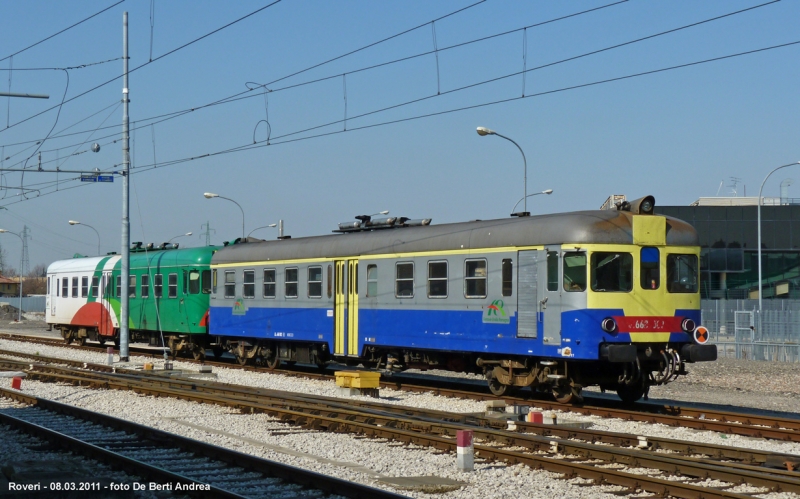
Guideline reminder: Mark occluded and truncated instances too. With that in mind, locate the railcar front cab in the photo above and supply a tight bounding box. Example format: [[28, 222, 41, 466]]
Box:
[[526, 196, 716, 403]]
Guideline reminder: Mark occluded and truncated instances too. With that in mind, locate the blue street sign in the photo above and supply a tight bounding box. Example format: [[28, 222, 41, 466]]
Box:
[[97, 175, 114, 182], [80, 175, 97, 182]]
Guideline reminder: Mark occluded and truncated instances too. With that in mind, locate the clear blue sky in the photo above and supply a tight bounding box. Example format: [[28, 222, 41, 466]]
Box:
[[0, 0, 797, 272]]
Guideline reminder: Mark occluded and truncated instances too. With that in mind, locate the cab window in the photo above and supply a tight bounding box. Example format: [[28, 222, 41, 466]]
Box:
[[641, 247, 660, 290], [563, 252, 586, 292], [189, 270, 201, 295], [667, 254, 698, 293], [591, 252, 633, 292]]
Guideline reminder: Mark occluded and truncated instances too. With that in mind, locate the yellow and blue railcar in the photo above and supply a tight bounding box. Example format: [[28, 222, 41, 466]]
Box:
[[209, 196, 716, 402]]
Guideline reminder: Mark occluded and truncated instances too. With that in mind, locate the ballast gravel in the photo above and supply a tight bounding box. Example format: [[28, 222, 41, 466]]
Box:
[[1, 332, 800, 499]]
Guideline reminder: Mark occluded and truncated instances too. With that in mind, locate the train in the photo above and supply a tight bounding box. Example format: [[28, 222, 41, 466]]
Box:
[[46, 196, 717, 403]]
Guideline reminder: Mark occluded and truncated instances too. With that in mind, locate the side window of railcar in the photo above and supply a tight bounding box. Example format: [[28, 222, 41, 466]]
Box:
[[285, 268, 298, 298], [115, 276, 121, 297], [327, 265, 333, 298], [141, 275, 150, 298], [243, 270, 255, 299], [502, 259, 513, 297], [308, 266, 322, 298], [56, 278, 59, 297], [168, 273, 178, 298], [72, 277, 79, 298], [667, 254, 698, 293], [201, 270, 211, 294], [641, 247, 660, 290], [546, 252, 558, 292], [212, 269, 217, 294], [263, 269, 276, 298], [563, 252, 587, 292], [366, 264, 378, 297], [189, 270, 201, 295], [81, 277, 89, 298], [591, 252, 633, 292], [224, 271, 235, 298], [129, 276, 136, 298], [427, 261, 448, 298], [91, 276, 99, 298], [395, 262, 414, 298], [464, 259, 487, 298], [62, 278, 68, 297], [154, 274, 163, 298], [182, 271, 188, 294]]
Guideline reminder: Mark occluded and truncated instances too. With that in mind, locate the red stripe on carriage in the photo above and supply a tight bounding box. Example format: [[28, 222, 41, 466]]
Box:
[[200, 310, 210, 327], [612, 316, 683, 333]]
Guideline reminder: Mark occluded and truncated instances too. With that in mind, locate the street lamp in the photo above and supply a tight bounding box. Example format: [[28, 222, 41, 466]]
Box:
[[0, 229, 23, 322], [757, 162, 800, 325], [511, 189, 553, 215], [68, 220, 101, 255], [477, 126, 529, 216], [247, 224, 277, 238], [204, 192, 245, 239], [167, 232, 192, 243]]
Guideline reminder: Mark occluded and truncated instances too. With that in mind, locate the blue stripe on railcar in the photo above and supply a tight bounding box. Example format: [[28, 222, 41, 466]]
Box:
[[210, 305, 334, 343]]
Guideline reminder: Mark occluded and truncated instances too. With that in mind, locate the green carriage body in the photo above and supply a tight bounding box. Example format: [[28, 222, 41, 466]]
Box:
[[112, 245, 219, 340]]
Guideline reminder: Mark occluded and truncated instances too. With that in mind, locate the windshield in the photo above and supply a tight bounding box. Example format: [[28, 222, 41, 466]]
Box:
[[667, 254, 698, 293]]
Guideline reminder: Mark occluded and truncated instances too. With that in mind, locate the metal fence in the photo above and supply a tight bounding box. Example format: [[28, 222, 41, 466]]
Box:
[[0, 296, 46, 313], [701, 299, 800, 362]]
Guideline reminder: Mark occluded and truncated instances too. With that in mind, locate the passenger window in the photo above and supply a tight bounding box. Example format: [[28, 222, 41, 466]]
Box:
[[502, 259, 513, 297], [395, 262, 414, 298], [308, 266, 322, 298], [366, 264, 378, 297], [91, 276, 99, 298], [129, 275, 136, 298], [154, 274, 163, 298], [546, 251, 558, 292], [81, 276, 89, 298], [201, 270, 211, 294], [224, 271, 235, 298], [563, 252, 587, 292], [285, 267, 298, 298], [591, 252, 633, 292], [168, 273, 178, 298], [182, 271, 188, 294], [242, 270, 255, 298], [72, 277, 79, 298], [263, 269, 276, 298], [641, 247, 660, 290], [212, 269, 217, 294], [327, 265, 333, 298], [141, 275, 150, 298], [427, 261, 448, 298], [62, 278, 68, 297], [667, 254, 698, 293], [465, 259, 487, 298], [115, 276, 121, 297], [47, 277, 50, 294]]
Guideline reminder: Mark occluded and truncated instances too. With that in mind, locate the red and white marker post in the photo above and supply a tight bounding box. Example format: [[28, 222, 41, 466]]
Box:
[[456, 430, 474, 471]]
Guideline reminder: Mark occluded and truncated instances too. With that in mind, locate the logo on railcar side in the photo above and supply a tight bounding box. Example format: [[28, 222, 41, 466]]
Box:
[[232, 297, 247, 315], [483, 299, 510, 324]]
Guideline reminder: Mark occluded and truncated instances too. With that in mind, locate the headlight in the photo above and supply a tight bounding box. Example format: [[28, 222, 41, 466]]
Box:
[[601, 318, 617, 333], [681, 318, 696, 333]]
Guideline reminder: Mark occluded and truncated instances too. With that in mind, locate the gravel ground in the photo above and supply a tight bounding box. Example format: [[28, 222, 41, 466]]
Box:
[[1, 327, 799, 499]]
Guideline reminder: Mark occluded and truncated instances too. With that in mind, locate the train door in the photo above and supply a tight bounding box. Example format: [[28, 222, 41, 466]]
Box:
[[334, 259, 360, 357], [100, 271, 114, 336], [516, 250, 539, 338], [538, 246, 563, 345], [49, 276, 56, 316]]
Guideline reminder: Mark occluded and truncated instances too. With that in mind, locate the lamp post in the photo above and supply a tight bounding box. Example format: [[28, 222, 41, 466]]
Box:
[[247, 224, 277, 238], [477, 126, 529, 216], [167, 232, 192, 243], [204, 192, 245, 239], [757, 162, 800, 326], [511, 189, 553, 215], [0, 229, 23, 322], [68, 220, 101, 255]]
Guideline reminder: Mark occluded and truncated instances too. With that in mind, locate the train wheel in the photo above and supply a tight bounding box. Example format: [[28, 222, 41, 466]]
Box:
[[191, 345, 205, 361], [212, 346, 224, 359], [486, 372, 509, 397], [167, 337, 178, 360], [62, 330, 73, 345], [265, 352, 280, 370], [236, 354, 249, 366], [77, 336, 86, 347], [616, 377, 647, 404], [552, 384, 583, 404], [98, 336, 106, 346]]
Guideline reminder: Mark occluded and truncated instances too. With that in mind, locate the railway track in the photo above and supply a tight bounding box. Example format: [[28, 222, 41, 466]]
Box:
[[0, 385, 405, 499], [3, 355, 800, 498], [2, 333, 800, 445]]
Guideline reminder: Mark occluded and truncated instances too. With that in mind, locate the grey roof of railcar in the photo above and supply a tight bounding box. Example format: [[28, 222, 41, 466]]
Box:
[[211, 210, 698, 264]]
